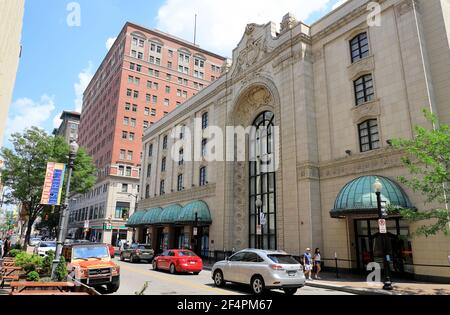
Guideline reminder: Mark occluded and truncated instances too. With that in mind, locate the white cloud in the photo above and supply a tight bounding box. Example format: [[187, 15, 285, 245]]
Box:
[[53, 113, 62, 129], [332, 0, 349, 10], [156, 0, 333, 57], [74, 62, 94, 112], [106, 37, 117, 51], [4, 94, 56, 141]]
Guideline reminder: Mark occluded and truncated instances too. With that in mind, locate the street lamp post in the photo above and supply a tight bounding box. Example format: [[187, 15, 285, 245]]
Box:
[[128, 193, 139, 243], [53, 140, 79, 277], [255, 197, 263, 249], [373, 178, 393, 291]]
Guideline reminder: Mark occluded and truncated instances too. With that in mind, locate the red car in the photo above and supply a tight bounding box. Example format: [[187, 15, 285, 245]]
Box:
[[152, 250, 203, 275], [108, 244, 115, 258]]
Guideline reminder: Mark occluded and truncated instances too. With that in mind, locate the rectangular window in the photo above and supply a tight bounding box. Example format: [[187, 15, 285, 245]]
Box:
[[358, 119, 380, 152], [125, 103, 131, 111], [127, 151, 133, 160], [118, 166, 125, 176], [148, 144, 153, 157], [202, 112, 209, 129], [136, 64, 142, 72], [177, 174, 184, 191], [144, 107, 150, 116], [161, 157, 166, 172], [164, 99, 170, 106], [121, 184, 128, 193], [165, 86, 171, 93], [131, 118, 136, 127], [127, 89, 132, 97], [133, 91, 139, 99], [350, 32, 369, 63], [129, 133, 135, 141], [123, 117, 129, 125], [160, 180, 165, 195], [152, 95, 158, 104], [146, 164, 152, 178], [166, 74, 172, 81], [132, 104, 138, 112], [177, 89, 182, 97], [120, 150, 126, 160], [199, 167, 207, 186], [151, 109, 156, 116], [146, 94, 151, 102], [354, 74, 374, 105], [143, 121, 149, 129], [126, 167, 132, 177], [163, 136, 168, 149], [122, 131, 128, 139]]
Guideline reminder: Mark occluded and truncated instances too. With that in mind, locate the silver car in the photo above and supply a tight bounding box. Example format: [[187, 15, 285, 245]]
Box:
[[212, 249, 305, 295]]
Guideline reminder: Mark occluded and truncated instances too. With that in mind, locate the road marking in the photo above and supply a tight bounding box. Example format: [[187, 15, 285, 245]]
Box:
[[119, 263, 240, 295]]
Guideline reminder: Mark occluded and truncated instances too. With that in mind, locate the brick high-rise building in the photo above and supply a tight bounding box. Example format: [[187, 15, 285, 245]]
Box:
[[68, 22, 225, 245]]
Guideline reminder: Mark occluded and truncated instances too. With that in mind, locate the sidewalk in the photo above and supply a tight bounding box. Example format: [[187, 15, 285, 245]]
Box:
[[303, 272, 450, 295], [203, 264, 450, 295]]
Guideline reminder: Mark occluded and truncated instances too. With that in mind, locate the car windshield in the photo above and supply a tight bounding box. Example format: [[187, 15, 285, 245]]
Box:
[[178, 251, 196, 257], [138, 245, 152, 250], [73, 246, 109, 260], [267, 255, 299, 265], [40, 242, 56, 248]]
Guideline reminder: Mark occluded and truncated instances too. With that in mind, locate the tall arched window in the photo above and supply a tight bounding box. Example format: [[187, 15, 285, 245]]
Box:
[[249, 111, 277, 250]]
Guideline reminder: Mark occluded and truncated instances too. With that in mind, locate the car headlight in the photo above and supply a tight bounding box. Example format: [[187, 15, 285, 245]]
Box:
[[112, 266, 120, 275]]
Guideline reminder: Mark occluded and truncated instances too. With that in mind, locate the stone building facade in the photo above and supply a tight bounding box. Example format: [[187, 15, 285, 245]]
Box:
[[0, 0, 25, 146], [132, 0, 450, 282], [52, 111, 81, 143]]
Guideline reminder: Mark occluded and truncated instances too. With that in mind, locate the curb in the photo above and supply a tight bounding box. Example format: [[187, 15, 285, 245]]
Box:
[[305, 281, 397, 295]]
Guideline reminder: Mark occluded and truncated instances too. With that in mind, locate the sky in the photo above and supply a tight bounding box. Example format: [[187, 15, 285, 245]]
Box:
[[3, 0, 348, 148]]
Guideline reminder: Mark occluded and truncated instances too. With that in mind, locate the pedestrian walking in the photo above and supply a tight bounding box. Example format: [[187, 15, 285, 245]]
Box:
[[303, 248, 313, 281], [313, 248, 322, 279], [3, 236, 11, 258]]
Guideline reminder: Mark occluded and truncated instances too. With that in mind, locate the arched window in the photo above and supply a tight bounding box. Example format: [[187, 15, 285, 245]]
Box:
[[249, 111, 277, 250]]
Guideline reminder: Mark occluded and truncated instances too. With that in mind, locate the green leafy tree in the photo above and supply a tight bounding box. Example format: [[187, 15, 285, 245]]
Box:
[[42, 250, 55, 276], [54, 256, 68, 281], [27, 271, 40, 282], [392, 110, 450, 237], [0, 127, 96, 250]]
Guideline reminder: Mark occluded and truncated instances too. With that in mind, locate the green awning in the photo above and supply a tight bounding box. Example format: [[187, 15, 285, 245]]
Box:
[[331, 175, 414, 218], [126, 210, 148, 227], [141, 208, 163, 225], [156, 204, 183, 224], [176, 201, 212, 225]]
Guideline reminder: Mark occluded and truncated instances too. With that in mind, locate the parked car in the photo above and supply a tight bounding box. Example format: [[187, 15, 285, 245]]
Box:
[[107, 244, 115, 258], [211, 249, 305, 295], [62, 243, 120, 294], [29, 237, 42, 247], [152, 249, 203, 275], [120, 243, 154, 263], [33, 241, 57, 257]]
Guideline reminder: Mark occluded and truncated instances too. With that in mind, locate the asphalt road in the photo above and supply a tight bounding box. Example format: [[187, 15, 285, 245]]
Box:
[[112, 258, 353, 296]]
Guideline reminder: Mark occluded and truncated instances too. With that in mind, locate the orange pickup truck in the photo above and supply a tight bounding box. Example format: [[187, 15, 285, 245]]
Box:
[[62, 243, 120, 294]]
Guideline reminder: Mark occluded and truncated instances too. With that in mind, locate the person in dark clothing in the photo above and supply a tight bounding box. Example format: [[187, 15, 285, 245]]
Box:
[[2, 237, 11, 257]]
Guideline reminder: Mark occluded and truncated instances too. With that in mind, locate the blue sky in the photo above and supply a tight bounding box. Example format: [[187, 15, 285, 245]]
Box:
[[4, 0, 346, 147]]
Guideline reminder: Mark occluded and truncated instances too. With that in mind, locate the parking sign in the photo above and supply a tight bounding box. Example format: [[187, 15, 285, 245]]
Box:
[[378, 219, 387, 234]]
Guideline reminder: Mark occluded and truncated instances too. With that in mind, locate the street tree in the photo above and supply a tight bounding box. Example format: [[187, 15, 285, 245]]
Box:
[[0, 127, 96, 249], [392, 110, 450, 237]]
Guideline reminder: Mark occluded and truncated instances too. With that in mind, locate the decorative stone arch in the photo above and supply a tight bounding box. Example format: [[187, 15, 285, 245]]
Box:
[[130, 31, 147, 40], [226, 76, 283, 250]]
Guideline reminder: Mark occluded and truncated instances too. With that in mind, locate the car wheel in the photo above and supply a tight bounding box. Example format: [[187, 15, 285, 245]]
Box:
[[251, 276, 266, 295], [120, 254, 125, 262], [213, 270, 225, 287], [152, 260, 158, 270], [106, 280, 120, 294], [283, 288, 297, 295], [169, 264, 176, 274]]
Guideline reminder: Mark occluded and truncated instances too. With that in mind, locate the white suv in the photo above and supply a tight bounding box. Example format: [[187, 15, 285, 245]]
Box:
[[212, 249, 305, 295]]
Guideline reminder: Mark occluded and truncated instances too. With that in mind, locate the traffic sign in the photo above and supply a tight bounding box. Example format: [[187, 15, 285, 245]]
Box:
[[378, 219, 387, 234], [193, 227, 198, 236]]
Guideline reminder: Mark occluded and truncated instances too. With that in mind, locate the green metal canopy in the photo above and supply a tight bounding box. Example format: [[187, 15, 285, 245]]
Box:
[[141, 208, 163, 225], [127, 210, 148, 227], [331, 175, 413, 218], [176, 201, 212, 225], [156, 204, 183, 224]]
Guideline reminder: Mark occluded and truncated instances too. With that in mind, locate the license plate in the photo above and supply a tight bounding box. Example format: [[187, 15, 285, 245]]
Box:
[[190, 261, 196, 265], [288, 271, 296, 276]]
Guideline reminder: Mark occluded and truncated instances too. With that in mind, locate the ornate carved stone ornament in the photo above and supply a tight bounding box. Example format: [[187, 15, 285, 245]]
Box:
[[347, 55, 374, 80], [352, 100, 380, 123], [234, 86, 274, 125], [235, 30, 269, 75], [395, 0, 418, 17], [280, 13, 298, 33]]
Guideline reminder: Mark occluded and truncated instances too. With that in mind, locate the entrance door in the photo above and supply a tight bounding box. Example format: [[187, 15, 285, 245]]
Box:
[[354, 218, 413, 277]]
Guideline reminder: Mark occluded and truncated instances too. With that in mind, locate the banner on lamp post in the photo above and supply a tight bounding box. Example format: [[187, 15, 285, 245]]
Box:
[[40, 162, 66, 206]]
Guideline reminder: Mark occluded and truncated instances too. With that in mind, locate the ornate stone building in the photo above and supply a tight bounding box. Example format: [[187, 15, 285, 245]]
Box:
[[131, 0, 450, 282]]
